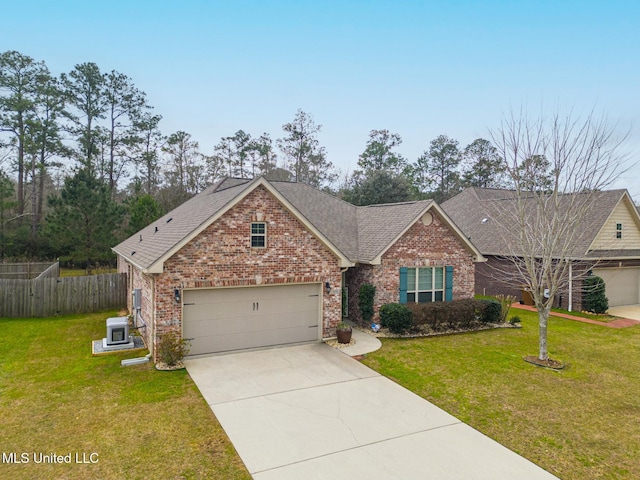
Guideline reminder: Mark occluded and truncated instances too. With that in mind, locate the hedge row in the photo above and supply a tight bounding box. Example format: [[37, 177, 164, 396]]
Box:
[[379, 299, 503, 334]]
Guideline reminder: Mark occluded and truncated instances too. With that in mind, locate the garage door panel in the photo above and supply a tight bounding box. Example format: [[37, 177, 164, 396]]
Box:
[[183, 301, 254, 322], [593, 268, 640, 307], [183, 284, 321, 355]]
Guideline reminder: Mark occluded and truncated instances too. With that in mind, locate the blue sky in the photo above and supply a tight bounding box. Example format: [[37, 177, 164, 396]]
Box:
[[3, 0, 639, 196]]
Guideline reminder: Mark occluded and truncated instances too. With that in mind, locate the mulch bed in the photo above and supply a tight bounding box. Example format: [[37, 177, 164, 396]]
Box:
[[358, 322, 520, 339], [523, 355, 566, 370]]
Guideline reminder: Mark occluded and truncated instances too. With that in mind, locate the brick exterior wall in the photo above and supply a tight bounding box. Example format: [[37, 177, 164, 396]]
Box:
[[476, 257, 602, 312], [346, 211, 476, 325], [122, 186, 343, 360], [118, 256, 155, 350]]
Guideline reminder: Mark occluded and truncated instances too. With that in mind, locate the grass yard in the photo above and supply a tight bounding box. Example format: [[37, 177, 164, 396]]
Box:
[[60, 268, 118, 277], [362, 310, 640, 479], [0, 312, 250, 480]]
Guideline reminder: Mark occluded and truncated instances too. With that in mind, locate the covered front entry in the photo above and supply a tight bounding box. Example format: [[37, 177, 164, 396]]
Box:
[[183, 283, 321, 356], [593, 267, 640, 307]]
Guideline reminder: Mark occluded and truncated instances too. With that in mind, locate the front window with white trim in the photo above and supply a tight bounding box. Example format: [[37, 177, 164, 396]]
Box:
[[251, 222, 266, 248], [407, 267, 444, 302]]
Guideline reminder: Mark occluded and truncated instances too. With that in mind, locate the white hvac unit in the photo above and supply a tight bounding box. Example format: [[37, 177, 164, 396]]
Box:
[[106, 317, 129, 345], [102, 317, 133, 350]]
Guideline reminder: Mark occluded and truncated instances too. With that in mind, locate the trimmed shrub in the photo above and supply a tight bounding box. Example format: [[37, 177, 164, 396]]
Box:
[[406, 299, 488, 331], [157, 332, 190, 366], [379, 303, 413, 334], [583, 276, 608, 314], [480, 299, 502, 323], [359, 283, 376, 324]]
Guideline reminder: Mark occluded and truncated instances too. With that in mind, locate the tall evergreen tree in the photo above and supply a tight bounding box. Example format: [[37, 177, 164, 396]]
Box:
[[460, 138, 507, 189], [160, 131, 204, 210], [24, 71, 67, 251], [248, 133, 278, 177], [414, 134, 461, 202], [341, 170, 413, 206], [277, 109, 336, 186], [126, 193, 163, 235], [103, 70, 148, 194], [357, 129, 407, 174], [0, 170, 17, 260], [0, 50, 48, 218], [45, 168, 124, 272], [61, 62, 108, 170], [130, 112, 163, 195]]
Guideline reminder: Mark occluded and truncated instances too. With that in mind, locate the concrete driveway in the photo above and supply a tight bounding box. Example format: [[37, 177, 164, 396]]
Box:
[[608, 304, 640, 321], [185, 343, 557, 479]]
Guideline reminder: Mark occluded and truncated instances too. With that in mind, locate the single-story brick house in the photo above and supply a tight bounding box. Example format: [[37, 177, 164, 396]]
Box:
[[442, 187, 640, 311], [113, 177, 484, 359]]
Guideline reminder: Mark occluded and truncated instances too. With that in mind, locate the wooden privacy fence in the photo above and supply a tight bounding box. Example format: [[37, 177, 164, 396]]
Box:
[[0, 273, 128, 317], [0, 262, 59, 280]]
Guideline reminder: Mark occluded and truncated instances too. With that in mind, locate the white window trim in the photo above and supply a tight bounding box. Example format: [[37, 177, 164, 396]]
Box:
[[406, 266, 445, 303], [251, 222, 266, 248]]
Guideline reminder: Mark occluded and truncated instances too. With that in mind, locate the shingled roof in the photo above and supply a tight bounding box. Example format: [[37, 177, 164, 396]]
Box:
[[441, 187, 636, 259], [113, 177, 482, 273]]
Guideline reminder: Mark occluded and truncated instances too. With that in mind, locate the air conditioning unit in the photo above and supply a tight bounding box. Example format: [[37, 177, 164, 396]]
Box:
[[106, 317, 130, 346]]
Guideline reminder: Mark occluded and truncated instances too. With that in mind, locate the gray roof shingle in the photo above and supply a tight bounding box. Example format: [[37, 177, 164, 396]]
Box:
[[114, 177, 477, 270], [357, 200, 434, 262], [441, 187, 630, 259]]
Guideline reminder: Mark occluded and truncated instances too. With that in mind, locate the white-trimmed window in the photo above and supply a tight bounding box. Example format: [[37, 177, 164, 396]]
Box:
[[251, 222, 266, 248], [406, 267, 444, 303], [616, 223, 623, 239]]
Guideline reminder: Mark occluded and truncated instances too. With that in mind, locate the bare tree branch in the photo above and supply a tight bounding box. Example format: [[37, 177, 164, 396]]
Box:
[[488, 107, 633, 361]]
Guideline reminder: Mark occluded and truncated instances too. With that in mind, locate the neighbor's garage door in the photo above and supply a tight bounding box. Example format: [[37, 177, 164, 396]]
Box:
[[592, 267, 640, 307], [183, 283, 321, 356]]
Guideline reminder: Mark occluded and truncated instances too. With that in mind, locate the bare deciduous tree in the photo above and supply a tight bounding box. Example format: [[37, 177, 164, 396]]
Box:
[[488, 108, 631, 362]]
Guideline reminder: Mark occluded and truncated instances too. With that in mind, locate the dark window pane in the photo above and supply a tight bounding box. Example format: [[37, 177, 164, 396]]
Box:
[[251, 223, 265, 234], [407, 293, 416, 303], [435, 291, 443, 302], [418, 292, 431, 303], [251, 236, 265, 248]]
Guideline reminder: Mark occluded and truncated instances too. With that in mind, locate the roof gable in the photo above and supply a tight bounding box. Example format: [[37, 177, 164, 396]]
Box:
[[113, 177, 484, 271], [589, 192, 640, 252], [442, 187, 636, 259]]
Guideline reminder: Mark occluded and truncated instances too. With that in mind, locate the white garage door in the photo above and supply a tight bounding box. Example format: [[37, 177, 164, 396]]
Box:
[[592, 268, 640, 307], [183, 283, 321, 356]]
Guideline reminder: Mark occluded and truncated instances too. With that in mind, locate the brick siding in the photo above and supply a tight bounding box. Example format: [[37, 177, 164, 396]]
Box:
[[346, 211, 476, 325], [127, 186, 343, 360]]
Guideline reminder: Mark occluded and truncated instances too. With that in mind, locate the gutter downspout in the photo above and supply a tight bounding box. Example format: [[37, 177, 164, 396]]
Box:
[[568, 261, 573, 312], [150, 274, 156, 362]]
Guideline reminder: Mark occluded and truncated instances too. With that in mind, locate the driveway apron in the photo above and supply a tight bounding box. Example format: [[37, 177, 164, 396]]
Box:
[[185, 343, 558, 479]]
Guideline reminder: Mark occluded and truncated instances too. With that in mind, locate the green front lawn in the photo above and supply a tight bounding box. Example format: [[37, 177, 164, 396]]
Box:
[[362, 310, 640, 480], [0, 312, 250, 480]]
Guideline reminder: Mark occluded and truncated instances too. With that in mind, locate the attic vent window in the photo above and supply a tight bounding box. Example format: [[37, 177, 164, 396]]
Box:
[[251, 222, 266, 248], [616, 223, 623, 239]]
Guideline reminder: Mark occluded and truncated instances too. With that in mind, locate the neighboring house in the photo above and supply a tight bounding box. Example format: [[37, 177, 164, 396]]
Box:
[[113, 177, 484, 359], [442, 187, 640, 311]]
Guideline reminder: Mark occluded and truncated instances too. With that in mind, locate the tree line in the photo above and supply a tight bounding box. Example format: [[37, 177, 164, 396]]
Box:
[[0, 50, 550, 269]]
